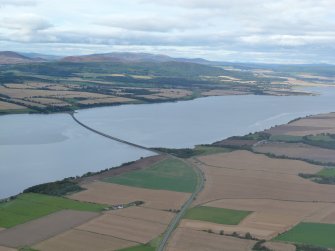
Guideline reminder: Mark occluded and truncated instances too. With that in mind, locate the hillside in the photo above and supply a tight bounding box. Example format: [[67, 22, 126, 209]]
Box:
[[0, 51, 45, 65]]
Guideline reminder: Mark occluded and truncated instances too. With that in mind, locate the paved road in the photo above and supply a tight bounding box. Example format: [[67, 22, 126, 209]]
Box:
[[157, 158, 205, 251], [69, 112, 205, 251]]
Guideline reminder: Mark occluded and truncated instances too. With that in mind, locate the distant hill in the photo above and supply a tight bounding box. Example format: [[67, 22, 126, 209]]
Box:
[[61, 52, 171, 63], [20, 52, 62, 61], [61, 52, 213, 65], [0, 51, 46, 65]]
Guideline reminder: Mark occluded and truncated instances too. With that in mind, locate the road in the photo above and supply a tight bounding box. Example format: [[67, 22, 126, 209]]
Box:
[[156, 158, 205, 251], [69, 112, 205, 251], [70, 112, 160, 154]]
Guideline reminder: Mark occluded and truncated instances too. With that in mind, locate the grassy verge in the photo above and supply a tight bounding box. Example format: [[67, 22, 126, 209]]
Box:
[[104, 158, 197, 193], [117, 245, 155, 251], [274, 222, 335, 248], [117, 236, 161, 251], [184, 206, 251, 225], [0, 193, 106, 228]]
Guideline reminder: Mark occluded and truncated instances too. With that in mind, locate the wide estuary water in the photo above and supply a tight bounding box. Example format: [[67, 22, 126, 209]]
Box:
[[1, 87, 335, 198]]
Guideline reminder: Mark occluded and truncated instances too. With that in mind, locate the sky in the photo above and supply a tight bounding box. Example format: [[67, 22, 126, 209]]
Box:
[[0, 0, 334, 63]]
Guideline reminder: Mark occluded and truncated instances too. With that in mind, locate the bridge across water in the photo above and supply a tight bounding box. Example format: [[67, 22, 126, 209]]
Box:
[[70, 112, 159, 154], [69, 112, 204, 251]]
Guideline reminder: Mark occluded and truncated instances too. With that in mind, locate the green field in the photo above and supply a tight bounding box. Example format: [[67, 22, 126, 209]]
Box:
[[0, 193, 106, 228], [269, 134, 303, 142], [104, 158, 197, 193], [275, 222, 335, 248], [117, 245, 155, 251], [305, 134, 335, 142], [184, 206, 251, 225], [317, 168, 335, 177], [153, 145, 232, 158], [117, 236, 160, 251]]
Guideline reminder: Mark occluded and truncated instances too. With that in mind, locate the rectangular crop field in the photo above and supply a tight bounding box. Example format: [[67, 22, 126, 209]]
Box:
[[117, 244, 155, 251], [275, 222, 335, 248], [0, 210, 98, 248], [104, 158, 197, 193], [184, 206, 251, 225], [318, 168, 335, 177], [0, 193, 106, 228]]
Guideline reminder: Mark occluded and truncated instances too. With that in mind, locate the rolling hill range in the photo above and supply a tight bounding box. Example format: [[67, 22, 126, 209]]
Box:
[[0, 51, 46, 65]]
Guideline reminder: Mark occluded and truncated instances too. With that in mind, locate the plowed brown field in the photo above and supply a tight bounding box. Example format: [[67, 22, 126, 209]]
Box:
[[76, 213, 166, 244], [33, 229, 136, 251], [0, 210, 99, 248], [194, 151, 335, 206], [69, 181, 189, 210], [167, 227, 256, 251], [109, 206, 174, 225], [253, 142, 335, 164]]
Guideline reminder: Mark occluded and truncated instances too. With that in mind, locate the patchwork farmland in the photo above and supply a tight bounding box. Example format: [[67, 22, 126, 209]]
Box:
[[2, 112, 335, 251]]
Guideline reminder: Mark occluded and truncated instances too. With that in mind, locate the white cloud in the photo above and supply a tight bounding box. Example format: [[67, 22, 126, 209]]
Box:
[[0, 14, 52, 31], [0, 0, 334, 63], [0, 0, 38, 6]]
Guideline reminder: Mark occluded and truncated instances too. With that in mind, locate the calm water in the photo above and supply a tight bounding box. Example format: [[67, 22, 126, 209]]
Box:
[[76, 87, 335, 148], [0, 114, 154, 199], [1, 87, 335, 199]]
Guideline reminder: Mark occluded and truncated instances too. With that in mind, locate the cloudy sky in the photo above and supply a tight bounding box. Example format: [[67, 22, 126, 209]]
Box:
[[0, 0, 334, 63]]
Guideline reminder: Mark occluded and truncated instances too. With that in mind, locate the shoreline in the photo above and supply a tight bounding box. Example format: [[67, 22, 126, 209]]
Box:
[[0, 87, 315, 117], [2, 109, 333, 201]]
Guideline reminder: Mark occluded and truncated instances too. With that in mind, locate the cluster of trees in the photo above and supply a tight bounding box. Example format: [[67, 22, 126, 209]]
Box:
[[23, 179, 83, 196], [299, 173, 335, 185]]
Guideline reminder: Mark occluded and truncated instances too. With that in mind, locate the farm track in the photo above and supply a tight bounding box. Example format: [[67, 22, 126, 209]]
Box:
[[69, 112, 205, 251]]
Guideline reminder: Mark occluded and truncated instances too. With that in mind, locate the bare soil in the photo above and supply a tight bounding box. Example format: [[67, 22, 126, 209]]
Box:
[[69, 181, 190, 210], [109, 206, 175, 225], [167, 227, 256, 251], [0, 101, 26, 110], [0, 210, 99, 248], [253, 142, 335, 164], [0, 246, 15, 251], [193, 151, 335, 206], [33, 229, 136, 251], [203, 199, 329, 239], [76, 213, 166, 244], [266, 113, 335, 136]]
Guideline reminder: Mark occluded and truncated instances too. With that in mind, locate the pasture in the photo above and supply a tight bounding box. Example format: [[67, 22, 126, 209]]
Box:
[[0, 193, 106, 228], [104, 158, 197, 193], [275, 222, 335, 248], [184, 206, 251, 225]]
